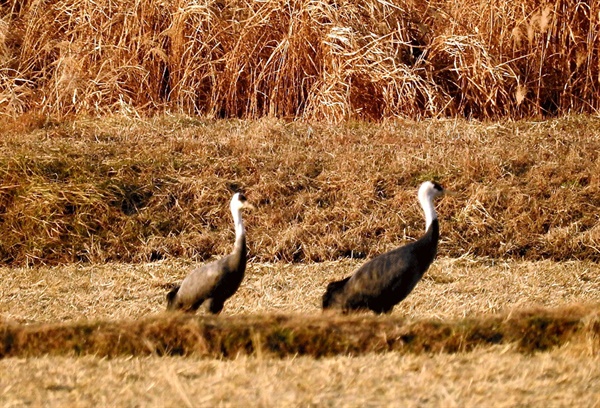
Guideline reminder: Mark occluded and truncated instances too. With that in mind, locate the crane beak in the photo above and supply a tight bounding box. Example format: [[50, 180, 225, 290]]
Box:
[[443, 189, 458, 197], [243, 202, 256, 210]]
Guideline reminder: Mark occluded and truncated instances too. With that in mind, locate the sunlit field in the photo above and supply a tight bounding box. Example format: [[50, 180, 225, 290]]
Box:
[[1, 115, 600, 405], [3, 259, 600, 323], [0, 113, 599, 405], [3, 0, 600, 405], [1, 259, 600, 406]]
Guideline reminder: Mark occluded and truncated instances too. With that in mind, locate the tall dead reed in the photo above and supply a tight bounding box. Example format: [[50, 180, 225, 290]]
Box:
[[1, 0, 599, 120]]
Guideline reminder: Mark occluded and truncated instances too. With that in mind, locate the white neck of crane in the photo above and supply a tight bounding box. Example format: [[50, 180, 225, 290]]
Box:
[[419, 192, 438, 231], [231, 207, 245, 246]]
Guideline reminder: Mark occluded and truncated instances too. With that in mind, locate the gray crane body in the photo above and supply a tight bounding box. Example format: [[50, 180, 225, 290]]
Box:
[[167, 237, 247, 313], [322, 181, 445, 314], [324, 220, 438, 313], [166, 193, 253, 314]]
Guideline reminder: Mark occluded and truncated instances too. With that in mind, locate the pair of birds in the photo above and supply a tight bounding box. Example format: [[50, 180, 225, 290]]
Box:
[[166, 181, 448, 315]]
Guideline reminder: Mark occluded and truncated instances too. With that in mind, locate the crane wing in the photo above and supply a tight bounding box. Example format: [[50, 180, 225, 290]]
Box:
[[347, 246, 413, 295], [176, 260, 224, 307]]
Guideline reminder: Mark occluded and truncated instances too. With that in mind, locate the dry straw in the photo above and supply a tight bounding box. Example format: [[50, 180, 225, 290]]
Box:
[[0, 116, 599, 266], [1, 0, 600, 120]]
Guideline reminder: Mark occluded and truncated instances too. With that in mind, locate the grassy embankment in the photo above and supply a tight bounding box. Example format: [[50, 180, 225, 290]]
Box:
[[1, 116, 599, 266]]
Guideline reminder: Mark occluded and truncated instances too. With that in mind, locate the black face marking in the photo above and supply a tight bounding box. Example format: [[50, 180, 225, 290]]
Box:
[[432, 181, 444, 191], [238, 193, 247, 202]]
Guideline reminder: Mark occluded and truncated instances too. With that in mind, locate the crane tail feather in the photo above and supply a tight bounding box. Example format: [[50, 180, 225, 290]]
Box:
[[166, 285, 181, 310], [322, 277, 350, 309]]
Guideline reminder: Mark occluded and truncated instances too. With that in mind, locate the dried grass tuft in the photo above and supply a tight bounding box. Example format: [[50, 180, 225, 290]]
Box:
[[1, 304, 599, 359]]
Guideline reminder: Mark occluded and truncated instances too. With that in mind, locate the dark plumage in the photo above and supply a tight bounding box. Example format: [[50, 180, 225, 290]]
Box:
[[322, 181, 447, 314], [166, 192, 254, 314]]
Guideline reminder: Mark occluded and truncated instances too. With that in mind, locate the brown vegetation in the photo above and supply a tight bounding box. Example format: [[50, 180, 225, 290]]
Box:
[[3, 258, 600, 323], [2, 1, 600, 400], [1, 304, 599, 359], [1, 0, 599, 120], [1, 115, 599, 266], [1, 247, 599, 404]]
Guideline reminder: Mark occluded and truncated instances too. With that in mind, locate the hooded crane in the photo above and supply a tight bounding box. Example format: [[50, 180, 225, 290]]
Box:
[[166, 192, 254, 314], [322, 181, 447, 314]]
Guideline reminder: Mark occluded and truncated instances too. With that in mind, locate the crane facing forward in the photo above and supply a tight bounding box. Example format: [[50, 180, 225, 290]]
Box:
[[322, 181, 447, 314], [166, 192, 254, 314]]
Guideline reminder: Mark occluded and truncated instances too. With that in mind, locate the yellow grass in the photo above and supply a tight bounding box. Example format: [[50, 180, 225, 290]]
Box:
[[1, 346, 599, 407], [1, 257, 600, 406], [2, 258, 600, 323], [0, 108, 599, 404], [1, 258, 599, 358]]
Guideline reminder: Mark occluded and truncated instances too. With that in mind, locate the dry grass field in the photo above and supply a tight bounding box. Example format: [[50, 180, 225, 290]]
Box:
[[0, 114, 600, 405], [1, 115, 599, 266], [1, 347, 599, 407], [1, 258, 600, 406], [2, 258, 600, 324], [3, 0, 600, 404]]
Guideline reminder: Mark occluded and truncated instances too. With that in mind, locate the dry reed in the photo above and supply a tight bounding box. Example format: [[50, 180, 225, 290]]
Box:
[[1, 0, 600, 120]]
